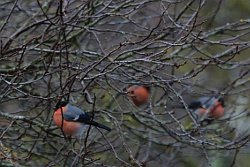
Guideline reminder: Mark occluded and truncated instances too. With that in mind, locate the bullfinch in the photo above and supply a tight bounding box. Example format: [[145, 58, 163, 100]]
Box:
[[188, 97, 225, 122], [53, 101, 111, 137], [126, 85, 150, 107]]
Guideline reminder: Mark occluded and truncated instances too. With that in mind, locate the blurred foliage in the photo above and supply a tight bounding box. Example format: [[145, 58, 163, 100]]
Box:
[[0, 0, 250, 166]]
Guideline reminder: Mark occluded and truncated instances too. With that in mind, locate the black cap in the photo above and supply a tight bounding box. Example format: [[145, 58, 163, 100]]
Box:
[[55, 101, 68, 110]]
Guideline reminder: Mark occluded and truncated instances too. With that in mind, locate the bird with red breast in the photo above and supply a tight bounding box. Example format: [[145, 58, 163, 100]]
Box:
[[53, 101, 111, 137], [126, 85, 150, 107], [188, 96, 225, 123]]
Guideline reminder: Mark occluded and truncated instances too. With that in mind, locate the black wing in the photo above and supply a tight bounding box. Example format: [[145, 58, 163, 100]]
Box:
[[63, 104, 111, 131]]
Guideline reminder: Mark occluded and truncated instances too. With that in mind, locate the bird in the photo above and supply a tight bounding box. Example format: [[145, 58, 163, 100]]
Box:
[[126, 85, 150, 107], [53, 101, 111, 137], [188, 96, 225, 122]]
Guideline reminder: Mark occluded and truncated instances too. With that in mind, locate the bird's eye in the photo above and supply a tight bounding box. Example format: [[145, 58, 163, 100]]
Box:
[[130, 90, 134, 94]]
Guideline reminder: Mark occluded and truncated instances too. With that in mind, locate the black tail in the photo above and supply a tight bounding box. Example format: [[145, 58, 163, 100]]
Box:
[[86, 121, 111, 131]]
